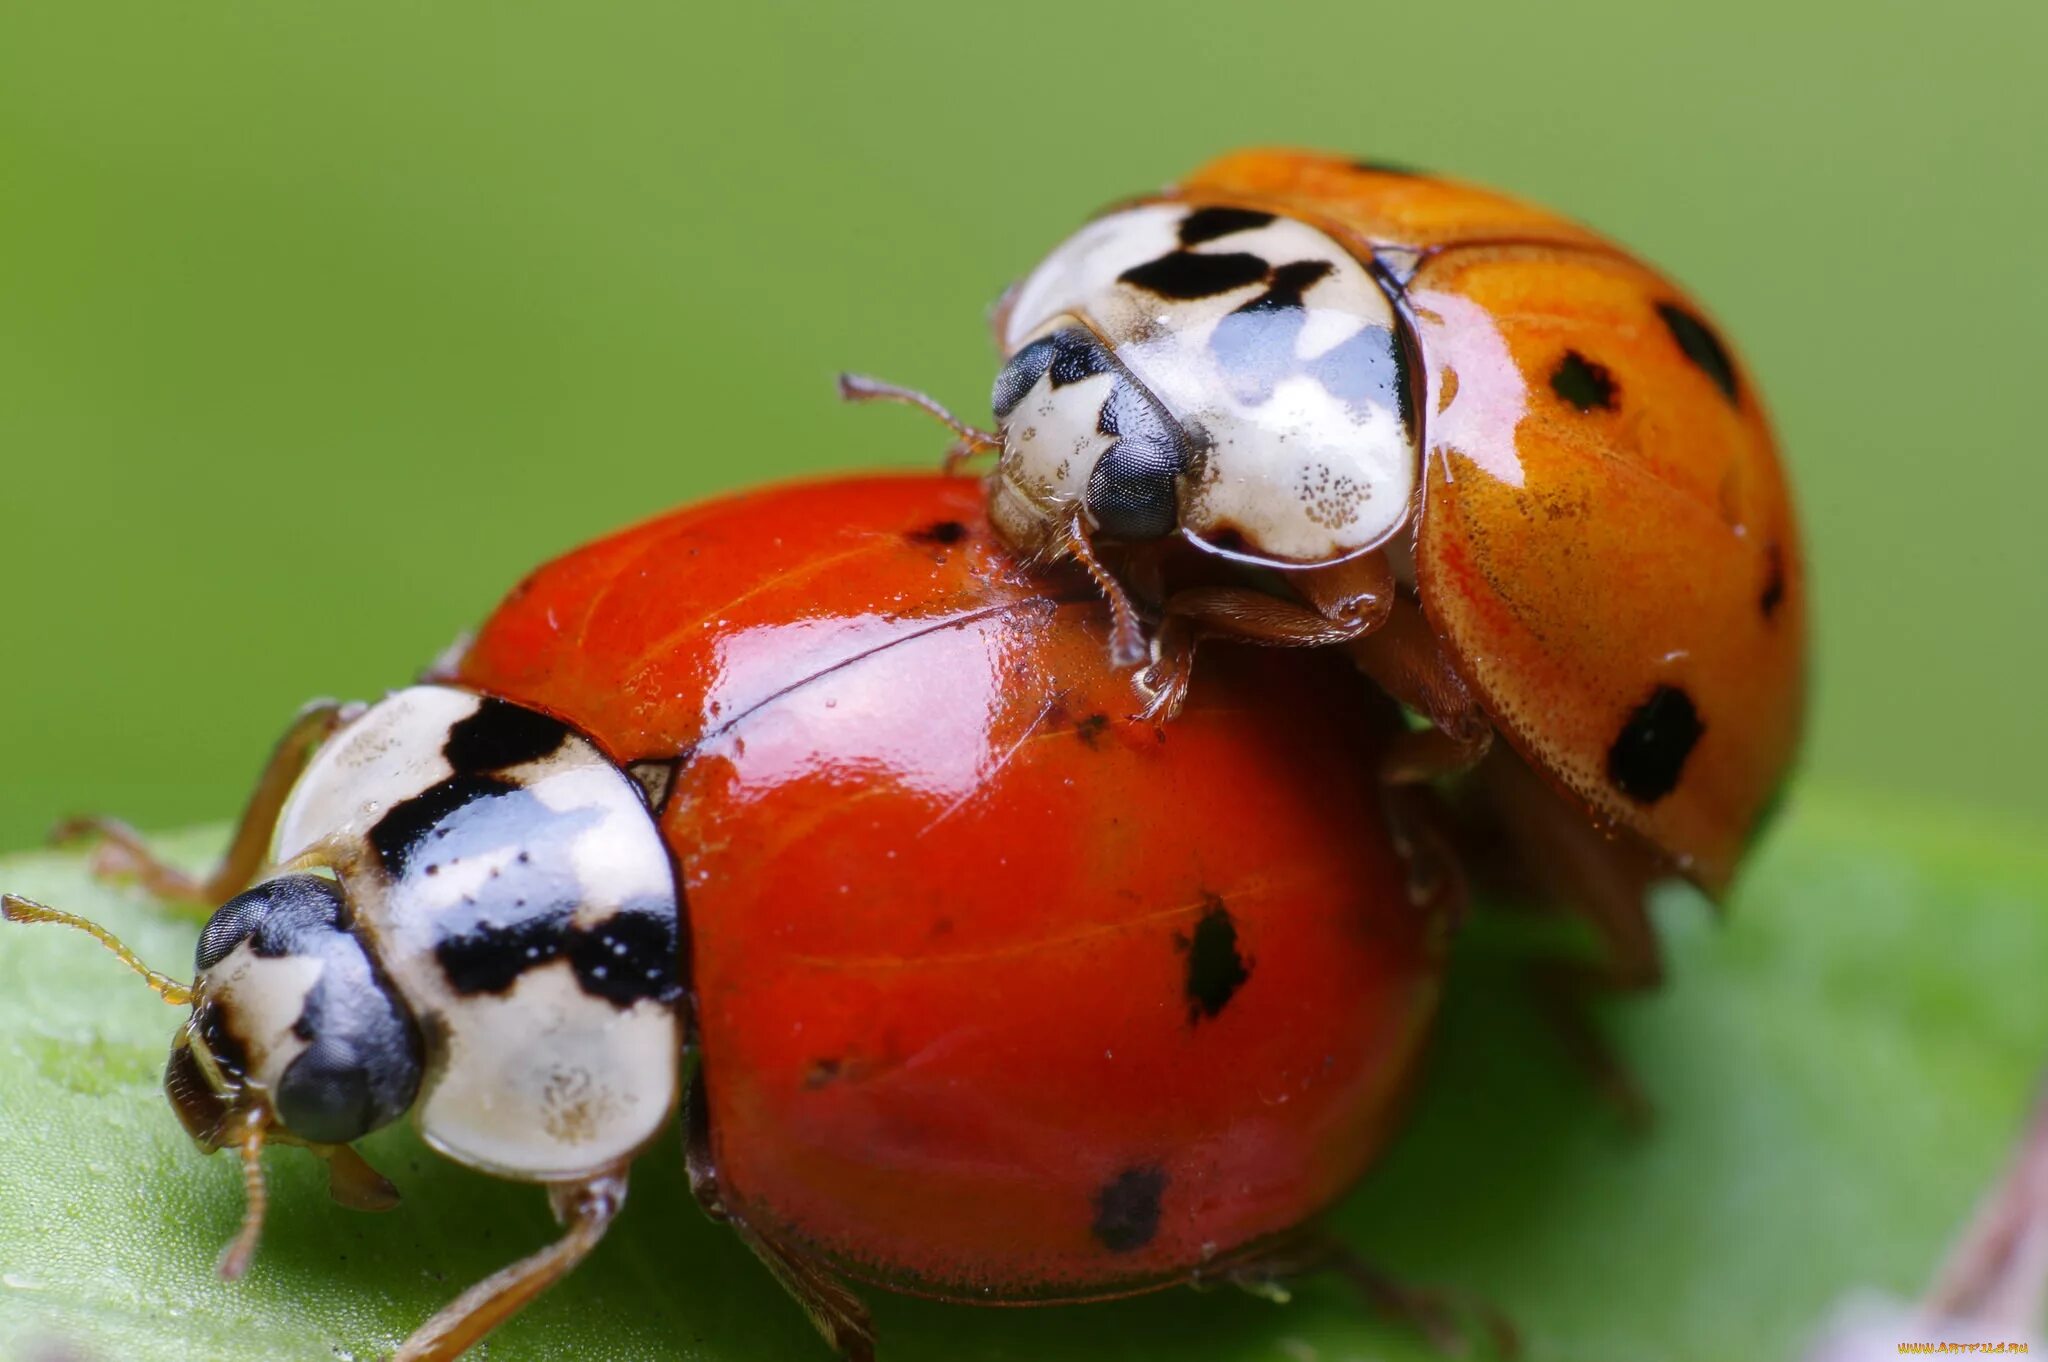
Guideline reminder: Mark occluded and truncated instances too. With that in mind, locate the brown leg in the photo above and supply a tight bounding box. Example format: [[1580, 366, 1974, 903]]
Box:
[[315, 1143, 400, 1212], [1472, 749, 1665, 1126], [52, 698, 354, 905], [1341, 600, 1493, 783], [732, 1221, 877, 1362], [1195, 1228, 1519, 1358], [1136, 555, 1397, 721], [681, 1066, 877, 1359], [215, 1108, 273, 1282], [1061, 516, 1149, 669], [393, 1174, 627, 1362]]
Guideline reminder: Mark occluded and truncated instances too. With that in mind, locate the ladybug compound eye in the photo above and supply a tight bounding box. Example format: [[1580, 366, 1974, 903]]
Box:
[[193, 874, 425, 1146], [988, 317, 1192, 550]]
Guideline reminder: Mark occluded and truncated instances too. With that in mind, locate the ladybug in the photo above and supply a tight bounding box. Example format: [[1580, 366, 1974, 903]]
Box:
[[846, 148, 1805, 899], [5, 475, 1454, 1360]]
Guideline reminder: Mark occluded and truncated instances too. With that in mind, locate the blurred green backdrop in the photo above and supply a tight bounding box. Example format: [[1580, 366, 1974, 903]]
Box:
[[1, 0, 2043, 846]]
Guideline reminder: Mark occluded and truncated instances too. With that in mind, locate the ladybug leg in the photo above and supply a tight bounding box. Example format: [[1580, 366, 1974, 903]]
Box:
[[682, 1068, 878, 1360], [393, 1172, 627, 1362], [836, 373, 1002, 474], [1061, 516, 1149, 669], [1193, 1229, 1519, 1358], [1340, 601, 1494, 783], [1134, 557, 1397, 721], [1471, 749, 1665, 1126], [730, 1221, 879, 1362], [50, 698, 357, 908]]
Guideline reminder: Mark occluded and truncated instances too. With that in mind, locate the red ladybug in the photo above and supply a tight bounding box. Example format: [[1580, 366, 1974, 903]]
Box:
[[7, 475, 1453, 1359]]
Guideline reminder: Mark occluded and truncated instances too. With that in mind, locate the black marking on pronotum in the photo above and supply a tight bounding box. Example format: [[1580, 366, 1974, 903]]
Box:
[[367, 772, 519, 877], [443, 698, 569, 774], [1177, 206, 1274, 246], [1760, 541, 1787, 620], [1209, 260, 1336, 405], [1550, 350, 1618, 412], [437, 912, 567, 995], [1608, 685, 1704, 804], [1118, 250, 1269, 300], [625, 757, 681, 815], [1091, 1165, 1167, 1253], [906, 519, 968, 547], [437, 903, 679, 1008], [1179, 896, 1251, 1022], [565, 904, 682, 1007], [1656, 302, 1739, 403]]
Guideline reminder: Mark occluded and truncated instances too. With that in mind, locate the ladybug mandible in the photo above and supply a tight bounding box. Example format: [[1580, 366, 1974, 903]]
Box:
[[5, 476, 1453, 1360], [846, 149, 1806, 895]]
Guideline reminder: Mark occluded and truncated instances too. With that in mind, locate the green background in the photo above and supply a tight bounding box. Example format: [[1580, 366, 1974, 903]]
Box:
[[1, 0, 2044, 845], [2, 4, 2047, 1361]]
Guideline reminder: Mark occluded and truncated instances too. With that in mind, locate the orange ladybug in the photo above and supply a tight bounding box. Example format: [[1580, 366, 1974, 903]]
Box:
[[847, 148, 1805, 902]]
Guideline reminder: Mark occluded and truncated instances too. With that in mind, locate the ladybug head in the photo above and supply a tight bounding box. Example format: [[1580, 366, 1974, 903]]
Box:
[[987, 321, 1192, 556], [2, 874, 417, 1280]]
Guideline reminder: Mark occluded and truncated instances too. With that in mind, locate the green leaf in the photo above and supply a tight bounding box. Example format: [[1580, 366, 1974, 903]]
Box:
[[3, 791, 2045, 1362]]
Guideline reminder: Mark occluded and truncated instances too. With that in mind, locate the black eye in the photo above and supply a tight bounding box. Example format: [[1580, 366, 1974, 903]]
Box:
[[276, 1035, 383, 1144], [196, 890, 270, 971], [992, 335, 1057, 421], [274, 964, 424, 1144], [197, 874, 345, 971], [1085, 382, 1187, 542]]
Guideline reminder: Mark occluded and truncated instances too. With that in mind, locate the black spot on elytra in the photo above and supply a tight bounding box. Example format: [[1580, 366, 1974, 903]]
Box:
[[1550, 350, 1617, 412], [908, 519, 967, 546], [1608, 685, 1704, 804], [1119, 250, 1270, 300], [1350, 157, 1422, 176], [443, 698, 569, 774], [1091, 1165, 1167, 1253], [1180, 898, 1251, 1022], [804, 1058, 842, 1089], [367, 773, 518, 878], [1760, 542, 1786, 620], [1075, 713, 1110, 748], [1177, 206, 1274, 246], [1656, 302, 1739, 403]]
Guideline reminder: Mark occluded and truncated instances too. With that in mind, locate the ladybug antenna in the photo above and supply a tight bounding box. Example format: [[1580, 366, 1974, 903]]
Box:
[[1, 893, 194, 1005], [837, 373, 1002, 473], [215, 1106, 272, 1281]]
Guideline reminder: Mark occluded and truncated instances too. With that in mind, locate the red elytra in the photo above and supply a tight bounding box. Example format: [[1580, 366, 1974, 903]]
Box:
[[456, 473, 1445, 1305]]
